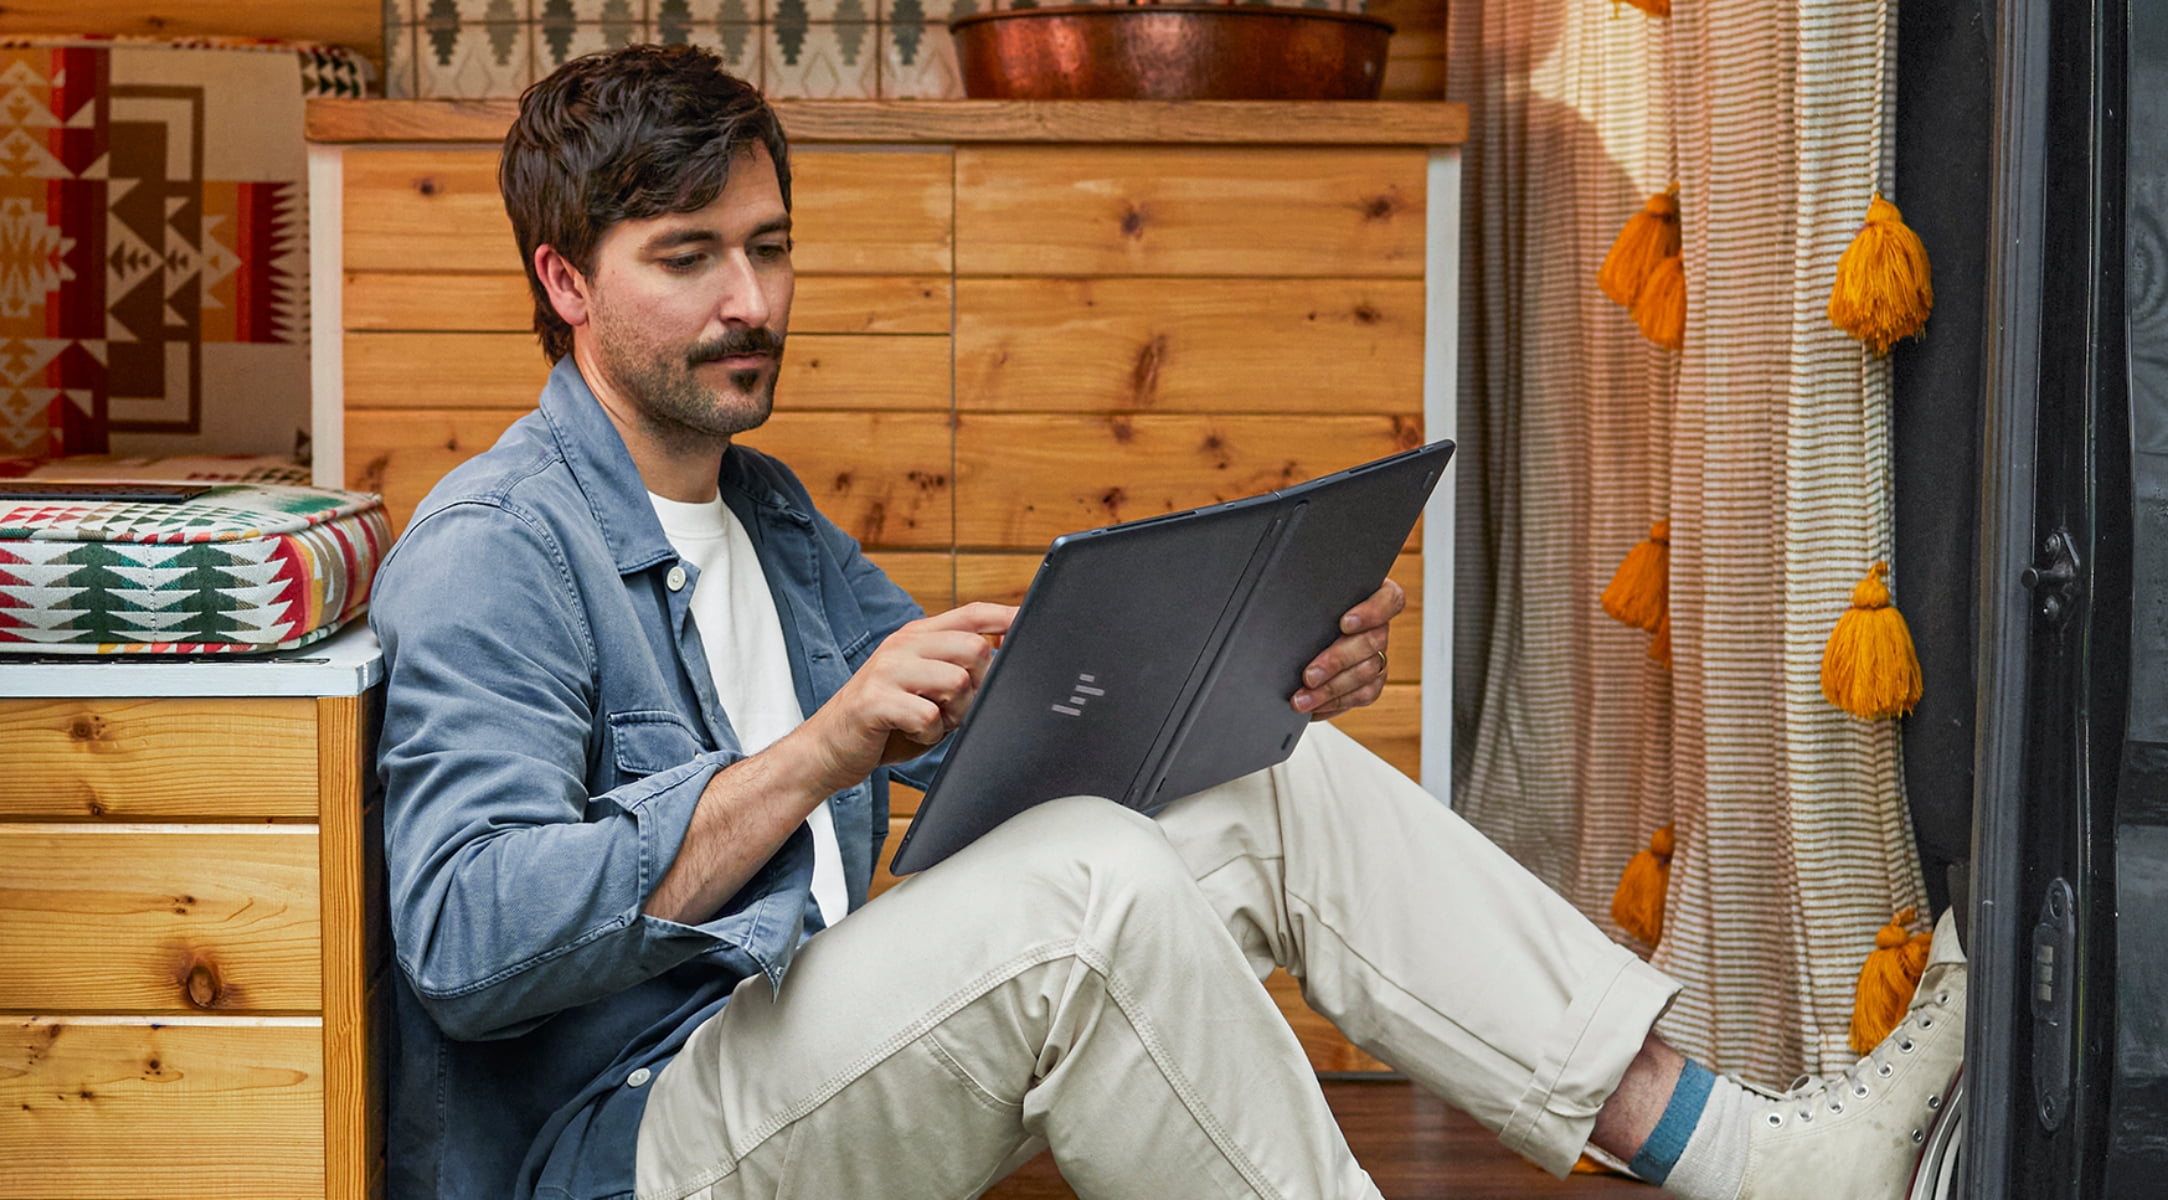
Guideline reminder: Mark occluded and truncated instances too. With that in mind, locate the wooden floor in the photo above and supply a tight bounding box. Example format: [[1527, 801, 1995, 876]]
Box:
[[984, 1078, 1647, 1198]]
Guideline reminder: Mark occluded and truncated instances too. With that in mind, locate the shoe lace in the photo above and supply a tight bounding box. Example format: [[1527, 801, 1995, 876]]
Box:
[[1759, 981, 1952, 1124]]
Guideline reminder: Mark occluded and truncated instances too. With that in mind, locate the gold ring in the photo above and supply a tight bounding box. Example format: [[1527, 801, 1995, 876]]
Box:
[[1371, 648, 1388, 675]]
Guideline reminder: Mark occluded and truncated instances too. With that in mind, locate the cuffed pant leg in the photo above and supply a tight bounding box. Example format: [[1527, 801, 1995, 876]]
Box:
[[1153, 722, 1683, 1177], [635, 794, 1381, 1200]]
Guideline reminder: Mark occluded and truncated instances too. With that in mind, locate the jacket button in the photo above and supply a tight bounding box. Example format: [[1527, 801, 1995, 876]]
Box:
[[666, 566, 687, 592], [627, 1067, 652, 1088]]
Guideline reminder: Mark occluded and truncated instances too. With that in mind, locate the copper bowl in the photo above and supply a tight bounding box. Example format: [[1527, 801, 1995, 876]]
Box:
[[950, 5, 1395, 101]]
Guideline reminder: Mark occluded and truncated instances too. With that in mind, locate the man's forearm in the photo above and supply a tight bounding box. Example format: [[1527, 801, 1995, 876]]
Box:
[[642, 730, 850, 924]]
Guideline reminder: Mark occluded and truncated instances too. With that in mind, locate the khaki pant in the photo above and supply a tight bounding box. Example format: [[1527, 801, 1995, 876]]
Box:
[[635, 723, 1680, 1199]]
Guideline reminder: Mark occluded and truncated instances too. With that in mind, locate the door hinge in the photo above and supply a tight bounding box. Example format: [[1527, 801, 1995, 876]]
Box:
[[2020, 529, 2080, 626]]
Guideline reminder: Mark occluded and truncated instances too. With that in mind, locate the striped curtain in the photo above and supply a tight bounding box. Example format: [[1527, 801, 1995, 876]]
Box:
[[1447, 0, 1929, 1083]]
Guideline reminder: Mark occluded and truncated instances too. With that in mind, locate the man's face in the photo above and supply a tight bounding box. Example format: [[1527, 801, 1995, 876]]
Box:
[[579, 143, 794, 444]]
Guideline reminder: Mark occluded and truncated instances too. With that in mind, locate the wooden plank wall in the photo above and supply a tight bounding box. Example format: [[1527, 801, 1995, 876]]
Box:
[[341, 139, 1424, 1073], [0, 0, 1444, 99]]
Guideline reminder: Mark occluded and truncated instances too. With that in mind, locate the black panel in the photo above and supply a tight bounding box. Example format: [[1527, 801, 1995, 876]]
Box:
[[2105, 0, 2168, 1187], [1893, 0, 1996, 914]]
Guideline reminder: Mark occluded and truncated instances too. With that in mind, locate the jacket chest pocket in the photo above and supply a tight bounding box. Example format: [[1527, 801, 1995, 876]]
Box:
[[607, 710, 706, 784]]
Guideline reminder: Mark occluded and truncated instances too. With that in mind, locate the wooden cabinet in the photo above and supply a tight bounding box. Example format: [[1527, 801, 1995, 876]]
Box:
[[0, 637, 386, 1200], [307, 98, 1465, 1075]]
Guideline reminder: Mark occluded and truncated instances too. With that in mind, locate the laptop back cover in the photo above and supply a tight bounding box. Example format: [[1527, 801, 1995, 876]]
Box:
[[888, 440, 1452, 875]]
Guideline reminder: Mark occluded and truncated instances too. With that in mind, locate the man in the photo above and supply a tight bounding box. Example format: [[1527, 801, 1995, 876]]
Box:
[[370, 44, 1965, 1200]]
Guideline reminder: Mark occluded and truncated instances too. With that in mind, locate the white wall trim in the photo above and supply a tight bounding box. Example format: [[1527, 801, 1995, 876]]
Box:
[[1420, 146, 1462, 803], [307, 143, 345, 491]]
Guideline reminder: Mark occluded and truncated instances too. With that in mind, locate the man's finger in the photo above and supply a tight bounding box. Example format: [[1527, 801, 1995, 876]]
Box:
[[917, 602, 1019, 636], [1336, 578, 1406, 635], [1300, 629, 1389, 692]]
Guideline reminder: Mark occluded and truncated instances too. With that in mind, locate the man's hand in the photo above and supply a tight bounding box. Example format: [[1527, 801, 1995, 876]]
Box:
[[793, 602, 1017, 793], [1291, 578, 1405, 720]]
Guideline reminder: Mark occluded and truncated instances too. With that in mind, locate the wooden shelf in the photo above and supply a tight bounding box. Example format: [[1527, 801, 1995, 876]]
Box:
[[307, 98, 1467, 146]]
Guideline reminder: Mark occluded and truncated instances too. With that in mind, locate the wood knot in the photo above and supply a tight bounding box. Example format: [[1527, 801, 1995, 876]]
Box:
[[1361, 194, 1398, 221], [1119, 205, 1147, 239], [832, 471, 853, 494], [1126, 336, 1166, 406], [357, 454, 390, 492], [414, 177, 440, 197], [183, 962, 222, 1009], [1108, 415, 1135, 444], [1099, 487, 1127, 517], [1352, 304, 1382, 325], [66, 715, 108, 742]]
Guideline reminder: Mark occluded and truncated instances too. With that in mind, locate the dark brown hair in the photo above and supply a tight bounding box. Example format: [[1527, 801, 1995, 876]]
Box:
[[500, 45, 792, 363]]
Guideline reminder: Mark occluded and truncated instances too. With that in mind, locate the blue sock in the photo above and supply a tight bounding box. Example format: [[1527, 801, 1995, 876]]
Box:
[[1628, 1058, 1715, 1185]]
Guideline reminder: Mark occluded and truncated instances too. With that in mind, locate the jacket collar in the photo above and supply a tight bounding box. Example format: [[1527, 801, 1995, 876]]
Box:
[[535, 356, 810, 574]]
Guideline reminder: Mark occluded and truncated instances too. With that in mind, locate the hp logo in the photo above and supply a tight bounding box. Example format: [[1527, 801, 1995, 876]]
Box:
[[1050, 673, 1105, 717]]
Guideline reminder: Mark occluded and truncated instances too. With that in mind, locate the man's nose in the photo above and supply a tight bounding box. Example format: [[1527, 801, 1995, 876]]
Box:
[[715, 250, 770, 328]]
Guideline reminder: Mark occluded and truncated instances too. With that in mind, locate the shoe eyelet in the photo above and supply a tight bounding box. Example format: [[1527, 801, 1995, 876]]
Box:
[[1829, 1101, 1844, 1114], [1798, 1111, 1813, 1123], [1911, 1129, 1925, 1144], [1919, 1017, 1934, 1029], [1854, 1083, 1871, 1098], [1766, 1113, 1785, 1128], [1899, 1038, 1916, 1053], [1877, 1062, 1894, 1078], [1928, 1094, 1942, 1110], [1937, 993, 1949, 1005]]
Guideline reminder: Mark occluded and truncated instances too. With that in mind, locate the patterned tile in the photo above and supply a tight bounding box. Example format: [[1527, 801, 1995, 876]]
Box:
[[653, 0, 764, 41], [772, 0, 875, 31], [653, 6, 766, 85], [765, 20, 879, 97], [415, 19, 535, 97], [532, 19, 655, 74], [416, 0, 531, 22], [383, 17, 421, 98], [534, 0, 648, 25], [879, 20, 959, 98]]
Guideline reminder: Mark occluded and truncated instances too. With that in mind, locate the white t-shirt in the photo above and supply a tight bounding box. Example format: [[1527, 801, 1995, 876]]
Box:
[[648, 490, 847, 929]]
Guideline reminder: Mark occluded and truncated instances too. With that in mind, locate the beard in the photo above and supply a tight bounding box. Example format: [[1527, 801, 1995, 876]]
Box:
[[590, 315, 786, 449]]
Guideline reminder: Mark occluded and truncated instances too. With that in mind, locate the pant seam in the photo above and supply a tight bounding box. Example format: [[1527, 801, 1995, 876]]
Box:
[[638, 940, 1080, 1200], [923, 1034, 1023, 1114], [1082, 941, 1293, 1200]]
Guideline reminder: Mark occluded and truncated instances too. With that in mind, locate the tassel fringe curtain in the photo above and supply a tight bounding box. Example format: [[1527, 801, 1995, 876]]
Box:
[[1448, 0, 1929, 1083]]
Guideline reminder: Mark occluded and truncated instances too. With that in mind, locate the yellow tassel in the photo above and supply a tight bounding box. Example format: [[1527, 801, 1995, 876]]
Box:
[[1649, 610, 1673, 669], [1820, 562, 1924, 719], [1601, 521, 1669, 632], [1598, 191, 1681, 307], [1850, 908, 1934, 1055], [1828, 194, 1934, 355], [1610, 825, 1674, 946], [1630, 254, 1686, 351]]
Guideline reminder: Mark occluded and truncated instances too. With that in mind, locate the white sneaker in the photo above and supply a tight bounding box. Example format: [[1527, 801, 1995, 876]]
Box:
[[1735, 908, 1966, 1199]]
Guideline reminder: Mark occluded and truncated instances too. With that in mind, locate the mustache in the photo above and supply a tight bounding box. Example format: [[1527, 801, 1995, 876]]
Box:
[[686, 329, 785, 367]]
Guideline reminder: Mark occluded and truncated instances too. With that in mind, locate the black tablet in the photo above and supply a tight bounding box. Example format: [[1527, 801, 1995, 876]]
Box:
[[888, 439, 1453, 875]]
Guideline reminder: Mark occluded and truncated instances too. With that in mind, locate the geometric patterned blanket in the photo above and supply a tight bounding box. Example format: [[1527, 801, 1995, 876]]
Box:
[[0, 484, 390, 653], [0, 41, 313, 467]]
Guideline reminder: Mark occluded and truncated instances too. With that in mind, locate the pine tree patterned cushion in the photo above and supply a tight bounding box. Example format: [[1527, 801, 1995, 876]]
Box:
[[0, 485, 391, 654]]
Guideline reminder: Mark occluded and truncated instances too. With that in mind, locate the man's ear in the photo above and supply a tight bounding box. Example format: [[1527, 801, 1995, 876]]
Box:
[[534, 244, 592, 330]]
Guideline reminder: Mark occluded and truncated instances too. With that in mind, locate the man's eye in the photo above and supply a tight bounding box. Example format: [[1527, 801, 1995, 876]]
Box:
[[753, 242, 792, 261], [662, 254, 705, 271]]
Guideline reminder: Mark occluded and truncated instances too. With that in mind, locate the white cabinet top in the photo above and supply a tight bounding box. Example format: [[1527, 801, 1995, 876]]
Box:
[[0, 623, 384, 698]]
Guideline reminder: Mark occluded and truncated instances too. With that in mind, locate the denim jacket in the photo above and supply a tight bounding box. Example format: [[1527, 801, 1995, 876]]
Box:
[[370, 357, 932, 1199]]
